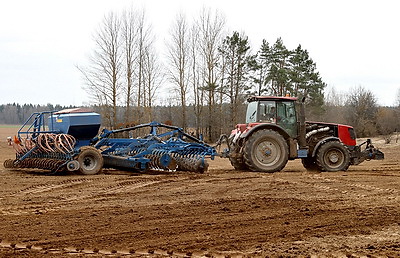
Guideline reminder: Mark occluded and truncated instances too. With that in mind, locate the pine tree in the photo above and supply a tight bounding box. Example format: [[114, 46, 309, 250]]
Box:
[[269, 37, 291, 96], [289, 45, 326, 117], [248, 39, 272, 96], [218, 31, 251, 127]]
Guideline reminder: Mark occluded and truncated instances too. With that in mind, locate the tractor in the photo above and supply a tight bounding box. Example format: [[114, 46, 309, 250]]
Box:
[[228, 96, 384, 172]]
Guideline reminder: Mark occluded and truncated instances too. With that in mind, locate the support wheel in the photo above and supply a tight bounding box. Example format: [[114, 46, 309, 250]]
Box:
[[243, 129, 288, 172], [302, 157, 319, 171], [76, 146, 103, 175], [316, 141, 350, 172]]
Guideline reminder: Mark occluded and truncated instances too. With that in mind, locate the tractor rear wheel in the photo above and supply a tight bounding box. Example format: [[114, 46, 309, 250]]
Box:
[[76, 146, 103, 175], [243, 129, 288, 172], [316, 141, 350, 172]]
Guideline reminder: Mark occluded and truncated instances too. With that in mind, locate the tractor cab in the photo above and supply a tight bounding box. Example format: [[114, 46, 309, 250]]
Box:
[[246, 96, 298, 138]]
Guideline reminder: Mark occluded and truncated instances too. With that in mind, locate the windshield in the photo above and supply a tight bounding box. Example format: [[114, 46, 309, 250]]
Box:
[[246, 101, 258, 123]]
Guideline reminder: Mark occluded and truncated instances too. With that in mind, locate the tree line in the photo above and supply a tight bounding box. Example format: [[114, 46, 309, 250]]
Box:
[[2, 87, 400, 143], [0, 103, 67, 125], [78, 7, 327, 141]]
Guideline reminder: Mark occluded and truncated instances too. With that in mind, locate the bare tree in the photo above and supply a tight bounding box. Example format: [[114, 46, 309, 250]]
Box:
[[396, 87, 400, 107], [166, 13, 190, 129], [189, 23, 206, 137], [121, 8, 139, 124], [345, 86, 378, 137], [376, 107, 398, 143], [79, 12, 122, 128], [195, 8, 226, 141], [142, 45, 163, 122], [323, 86, 347, 124], [134, 10, 153, 124]]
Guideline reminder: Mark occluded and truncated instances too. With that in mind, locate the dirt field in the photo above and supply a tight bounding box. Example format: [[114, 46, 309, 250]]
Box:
[[0, 127, 399, 257]]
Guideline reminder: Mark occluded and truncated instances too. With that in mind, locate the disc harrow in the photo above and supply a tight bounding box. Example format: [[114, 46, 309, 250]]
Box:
[[6, 133, 77, 172], [4, 158, 67, 171], [4, 110, 218, 175], [95, 122, 217, 173]]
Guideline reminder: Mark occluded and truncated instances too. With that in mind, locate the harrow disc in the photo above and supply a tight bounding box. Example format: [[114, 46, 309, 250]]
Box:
[[173, 154, 209, 173], [3, 159, 15, 168]]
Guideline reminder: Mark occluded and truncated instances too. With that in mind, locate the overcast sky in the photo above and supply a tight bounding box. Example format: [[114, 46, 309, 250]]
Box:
[[0, 0, 399, 106]]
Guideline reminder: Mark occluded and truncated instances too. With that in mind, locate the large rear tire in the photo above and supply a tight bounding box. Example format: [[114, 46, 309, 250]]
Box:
[[76, 146, 103, 175], [316, 141, 350, 172], [243, 129, 288, 173]]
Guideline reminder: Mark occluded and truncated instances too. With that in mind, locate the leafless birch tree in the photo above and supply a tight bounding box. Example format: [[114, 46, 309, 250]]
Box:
[[121, 8, 139, 124], [195, 8, 226, 141], [134, 11, 154, 124], [166, 13, 190, 129], [142, 45, 163, 122], [189, 24, 205, 137], [79, 12, 122, 128]]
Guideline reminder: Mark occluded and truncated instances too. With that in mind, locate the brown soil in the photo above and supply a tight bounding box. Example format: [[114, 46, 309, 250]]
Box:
[[0, 127, 399, 257]]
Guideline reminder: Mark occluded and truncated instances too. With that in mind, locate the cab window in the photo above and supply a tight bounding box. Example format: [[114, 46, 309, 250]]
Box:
[[276, 101, 297, 137], [246, 101, 258, 123], [258, 101, 276, 123]]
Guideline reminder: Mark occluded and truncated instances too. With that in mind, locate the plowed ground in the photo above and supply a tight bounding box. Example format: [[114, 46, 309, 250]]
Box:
[[0, 127, 399, 257]]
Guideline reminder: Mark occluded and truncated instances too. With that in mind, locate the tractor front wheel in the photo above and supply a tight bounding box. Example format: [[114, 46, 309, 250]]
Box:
[[76, 146, 103, 175], [243, 129, 288, 173], [229, 154, 248, 170], [316, 141, 350, 172]]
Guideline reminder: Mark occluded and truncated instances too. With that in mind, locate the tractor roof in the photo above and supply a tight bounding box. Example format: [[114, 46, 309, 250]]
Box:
[[247, 96, 298, 102]]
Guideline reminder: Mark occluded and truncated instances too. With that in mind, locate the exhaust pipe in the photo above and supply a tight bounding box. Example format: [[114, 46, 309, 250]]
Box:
[[298, 97, 307, 149]]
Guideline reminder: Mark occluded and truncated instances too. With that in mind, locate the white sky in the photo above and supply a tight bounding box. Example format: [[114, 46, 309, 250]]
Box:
[[0, 0, 399, 106]]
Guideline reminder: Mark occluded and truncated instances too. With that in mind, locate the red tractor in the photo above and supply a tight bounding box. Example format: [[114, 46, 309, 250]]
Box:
[[228, 96, 384, 172]]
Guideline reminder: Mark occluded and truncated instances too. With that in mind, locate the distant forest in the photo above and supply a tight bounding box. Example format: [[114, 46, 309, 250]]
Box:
[[0, 102, 245, 135]]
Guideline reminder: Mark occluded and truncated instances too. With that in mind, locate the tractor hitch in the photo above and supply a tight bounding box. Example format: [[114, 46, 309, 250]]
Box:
[[351, 139, 384, 165]]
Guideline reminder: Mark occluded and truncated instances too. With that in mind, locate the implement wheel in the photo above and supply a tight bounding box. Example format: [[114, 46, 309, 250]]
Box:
[[316, 141, 350, 172], [243, 129, 288, 173], [77, 146, 103, 175]]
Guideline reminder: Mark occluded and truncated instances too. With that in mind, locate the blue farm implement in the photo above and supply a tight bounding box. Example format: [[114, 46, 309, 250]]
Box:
[[4, 109, 217, 175]]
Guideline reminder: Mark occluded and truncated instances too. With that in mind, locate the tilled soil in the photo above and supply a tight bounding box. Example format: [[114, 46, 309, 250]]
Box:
[[0, 127, 399, 257]]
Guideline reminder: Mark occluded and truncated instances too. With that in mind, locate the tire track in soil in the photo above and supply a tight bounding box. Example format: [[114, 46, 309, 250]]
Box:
[[270, 173, 399, 201], [0, 174, 198, 215], [309, 174, 399, 196], [4, 176, 112, 197], [0, 205, 62, 216], [62, 177, 165, 202]]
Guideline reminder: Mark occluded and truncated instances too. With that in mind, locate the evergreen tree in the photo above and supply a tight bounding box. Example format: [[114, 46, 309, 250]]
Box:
[[218, 31, 251, 127], [248, 38, 326, 118], [289, 45, 326, 117], [269, 37, 291, 96], [248, 39, 272, 96]]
